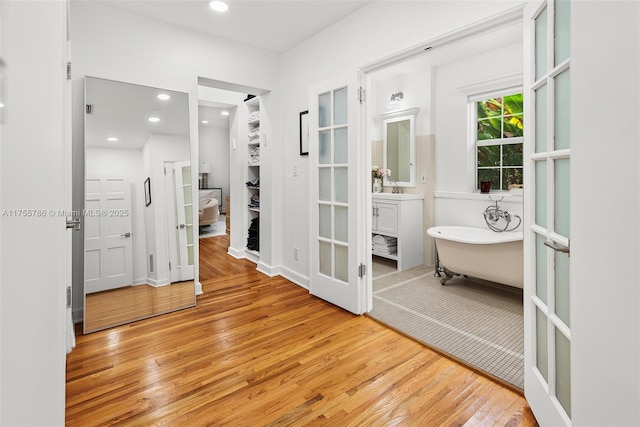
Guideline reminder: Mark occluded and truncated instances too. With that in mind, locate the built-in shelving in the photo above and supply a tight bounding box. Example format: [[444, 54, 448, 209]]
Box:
[[245, 96, 261, 259]]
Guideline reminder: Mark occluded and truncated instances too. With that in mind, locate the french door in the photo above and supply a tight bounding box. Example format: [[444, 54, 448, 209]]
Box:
[[524, 0, 572, 424], [166, 161, 195, 282], [308, 74, 367, 314]]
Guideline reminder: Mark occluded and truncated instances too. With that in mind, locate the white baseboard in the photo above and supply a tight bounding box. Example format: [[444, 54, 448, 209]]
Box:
[[227, 246, 246, 259], [280, 267, 309, 290], [195, 281, 203, 295], [257, 261, 281, 277], [73, 308, 83, 324]]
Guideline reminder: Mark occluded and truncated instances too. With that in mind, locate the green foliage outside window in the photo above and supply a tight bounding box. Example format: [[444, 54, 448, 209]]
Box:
[[476, 93, 524, 191]]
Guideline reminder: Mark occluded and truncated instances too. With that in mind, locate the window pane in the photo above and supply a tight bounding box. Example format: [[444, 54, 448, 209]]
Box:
[[555, 250, 570, 327], [477, 145, 500, 167], [335, 244, 348, 283], [535, 160, 547, 227], [503, 93, 523, 115], [319, 204, 331, 239], [503, 114, 524, 138], [478, 169, 499, 191], [319, 168, 331, 201], [555, 0, 571, 66], [554, 69, 570, 150], [319, 241, 331, 277], [556, 329, 572, 418], [502, 168, 523, 190], [334, 87, 347, 126], [477, 98, 502, 118], [555, 159, 570, 237], [535, 7, 548, 81], [334, 167, 347, 204], [334, 127, 348, 164], [335, 206, 348, 243], [535, 84, 548, 153], [536, 306, 549, 382], [536, 233, 548, 304], [502, 143, 523, 166], [319, 92, 331, 128], [477, 118, 501, 140], [319, 130, 331, 164]]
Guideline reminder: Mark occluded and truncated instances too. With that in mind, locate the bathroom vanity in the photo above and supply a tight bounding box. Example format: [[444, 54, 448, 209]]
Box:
[[372, 193, 424, 271]]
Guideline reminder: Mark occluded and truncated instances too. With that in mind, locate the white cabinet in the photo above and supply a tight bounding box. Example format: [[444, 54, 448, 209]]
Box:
[[372, 194, 423, 271]]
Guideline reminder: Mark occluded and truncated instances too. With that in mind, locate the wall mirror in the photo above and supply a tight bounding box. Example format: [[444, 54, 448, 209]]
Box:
[[83, 77, 195, 333], [382, 108, 419, 187]]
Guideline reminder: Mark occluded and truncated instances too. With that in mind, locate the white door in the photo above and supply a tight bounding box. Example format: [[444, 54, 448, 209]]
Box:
[[524, 0, 572, 425], [309, 74, 367, 314], [166, 161, 194, 282], [84, 177, 133, 293]]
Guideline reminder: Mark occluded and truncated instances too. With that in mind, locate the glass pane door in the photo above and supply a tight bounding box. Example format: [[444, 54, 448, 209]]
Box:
[[525, 1, 572, 425], [309, 75, 365, 314]]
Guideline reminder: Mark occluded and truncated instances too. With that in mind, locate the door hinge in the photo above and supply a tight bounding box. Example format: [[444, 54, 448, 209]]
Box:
[[358, 263, 366, 278], [169, 262, 172, 271], [66, 61, 71, 80], [357, 87, 365, 104], [66, 286, 72, 308]]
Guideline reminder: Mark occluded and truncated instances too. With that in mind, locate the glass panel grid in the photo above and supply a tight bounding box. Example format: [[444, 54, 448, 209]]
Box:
[[535, 6, 548, 81], [555, 328, 572, 417], [536, 305, 549, 381]]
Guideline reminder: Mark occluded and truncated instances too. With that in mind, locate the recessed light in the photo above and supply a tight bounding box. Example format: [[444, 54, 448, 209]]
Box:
[[221, 110, 229, 116], [201, 120, 209, 124], [148, 117, 160, 123], [209, 0, 228, 12], [157, 93, 171, 101], [107, 137, 118, 142]]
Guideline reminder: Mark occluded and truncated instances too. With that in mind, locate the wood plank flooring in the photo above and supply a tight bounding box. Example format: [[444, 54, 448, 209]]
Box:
[[66, 235, 538, 426]]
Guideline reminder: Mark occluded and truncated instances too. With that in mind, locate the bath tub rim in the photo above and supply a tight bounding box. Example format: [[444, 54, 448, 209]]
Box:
[[427, 225, 523, 245]]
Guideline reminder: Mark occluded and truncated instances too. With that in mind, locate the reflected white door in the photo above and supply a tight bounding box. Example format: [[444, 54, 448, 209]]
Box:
[[309, 74, 366, 314], [524, 0, 572, 424], [166, 161, 194, 282], [84, 177, 133, 293]]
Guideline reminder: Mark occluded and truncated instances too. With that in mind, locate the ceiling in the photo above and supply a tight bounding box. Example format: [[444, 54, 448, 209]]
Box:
[[85, 77, 190, 150], [94, 0, 371, 54]]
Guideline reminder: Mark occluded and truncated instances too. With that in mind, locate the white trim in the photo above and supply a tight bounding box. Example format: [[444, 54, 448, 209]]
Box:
[[227, 246, 246, 259], [460, 72, 523, 99], [435, 190, 523, 203], [380, 107, 419, 120], [279, 267, 309, 290], [360, 5, 525, 74], [195, 281, 203, 296], [257, 261, 280, 277]]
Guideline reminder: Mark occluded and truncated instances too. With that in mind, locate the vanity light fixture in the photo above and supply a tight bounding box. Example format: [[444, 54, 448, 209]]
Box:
[[221, 110, 229, 116], [209, 0, 229, 12], [157, 93, 171, 101], [389, 92, 404, 102], [148, 116, 160, 123], [107, 137, 118, 142]]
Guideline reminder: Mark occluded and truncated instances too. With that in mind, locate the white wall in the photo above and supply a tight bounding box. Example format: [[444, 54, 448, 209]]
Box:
[[0, 1, 67, 424], [71, 1, 280, 307], [278, 1, 521, 283], [571, 2, 640, 425], [199, 124, 230, 210]]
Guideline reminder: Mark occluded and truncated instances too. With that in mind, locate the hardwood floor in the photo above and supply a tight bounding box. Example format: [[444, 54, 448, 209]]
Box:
[[66, 235, 538, 426]]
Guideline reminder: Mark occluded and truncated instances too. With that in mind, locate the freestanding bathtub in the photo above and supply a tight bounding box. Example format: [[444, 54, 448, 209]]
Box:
[[427, 226, 524, 289]]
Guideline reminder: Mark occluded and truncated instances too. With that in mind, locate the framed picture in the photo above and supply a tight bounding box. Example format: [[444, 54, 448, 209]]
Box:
[[299, 110, 309, 156], [144, 177, 151, 206]]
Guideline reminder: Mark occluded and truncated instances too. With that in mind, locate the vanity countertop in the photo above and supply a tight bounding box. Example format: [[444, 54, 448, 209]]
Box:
[[371, 192, 424, 201]]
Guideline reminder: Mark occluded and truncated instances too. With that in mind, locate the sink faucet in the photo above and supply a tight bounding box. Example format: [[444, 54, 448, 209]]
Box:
[[392, 181, 401, 194]]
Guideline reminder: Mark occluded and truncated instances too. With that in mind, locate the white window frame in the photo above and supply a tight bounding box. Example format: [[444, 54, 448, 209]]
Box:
[[459, 73, 523, 193], [472, 88, 524, 191]]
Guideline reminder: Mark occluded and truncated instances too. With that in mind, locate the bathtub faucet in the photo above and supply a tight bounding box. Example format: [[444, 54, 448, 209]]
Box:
[[483, 200, 521, 232]]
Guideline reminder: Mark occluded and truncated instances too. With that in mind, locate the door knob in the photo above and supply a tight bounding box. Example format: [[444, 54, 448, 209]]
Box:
[[120, 232, 132, 238]]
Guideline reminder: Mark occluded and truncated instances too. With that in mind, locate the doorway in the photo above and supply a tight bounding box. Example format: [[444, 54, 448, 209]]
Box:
[[364, 17, 526, 390]]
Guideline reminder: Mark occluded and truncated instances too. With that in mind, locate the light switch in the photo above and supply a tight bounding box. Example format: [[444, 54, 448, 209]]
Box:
[[293, 165, 298, 177]]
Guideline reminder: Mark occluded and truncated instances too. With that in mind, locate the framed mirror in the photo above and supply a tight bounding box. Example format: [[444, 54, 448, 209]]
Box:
[[83, 77, 195, 333], [382, 107, 419, 187]]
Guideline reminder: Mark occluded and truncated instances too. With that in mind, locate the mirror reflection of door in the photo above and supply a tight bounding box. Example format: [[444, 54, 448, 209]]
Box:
[[83, 77, 195, 333]]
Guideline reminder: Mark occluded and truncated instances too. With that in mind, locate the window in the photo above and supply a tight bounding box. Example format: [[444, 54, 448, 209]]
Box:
[[475, 93, 524, 191]]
